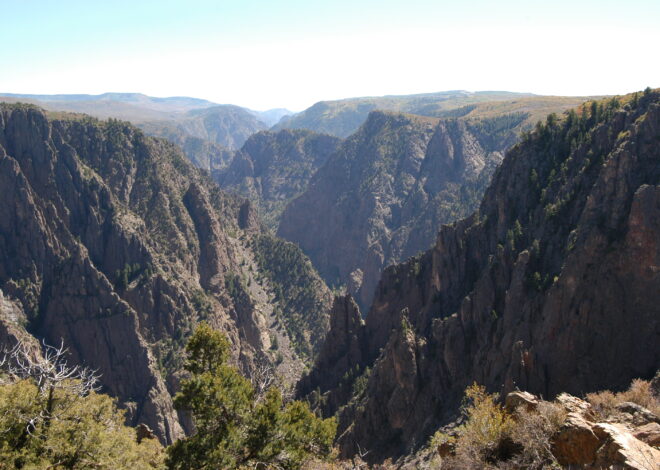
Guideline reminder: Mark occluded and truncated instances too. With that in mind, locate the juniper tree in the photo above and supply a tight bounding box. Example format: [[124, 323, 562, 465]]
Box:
[[166, 323, 336, 470]]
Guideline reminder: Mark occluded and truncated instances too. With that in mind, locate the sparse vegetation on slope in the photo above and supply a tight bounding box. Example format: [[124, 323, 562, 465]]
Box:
[[300, 90, 660, 462], [425, 375, 659, 470], [217, 129, 341, 229], [250, 234, 333, 360]]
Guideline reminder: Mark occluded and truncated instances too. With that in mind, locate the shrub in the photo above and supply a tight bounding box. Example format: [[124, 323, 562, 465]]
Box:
[[432, 385, 566, 470], [445, 384, 514, 468], [587, 378, 659, 420], [0, 342, 164, 469], [506, 402, 565, 470]]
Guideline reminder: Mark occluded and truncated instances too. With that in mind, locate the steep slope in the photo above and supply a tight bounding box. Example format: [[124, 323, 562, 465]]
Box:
[[274, 91, 593, 138], [0, 104, 332, 443], [278, 111, 519, 310], [217, 129, 341, 229], [300, 90, 660, 461], [249, 234, 334, 360]]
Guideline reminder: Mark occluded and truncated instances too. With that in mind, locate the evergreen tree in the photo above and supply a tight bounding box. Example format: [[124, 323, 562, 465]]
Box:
[[0, 342, 164, 469], [166, 323, 336, 470]]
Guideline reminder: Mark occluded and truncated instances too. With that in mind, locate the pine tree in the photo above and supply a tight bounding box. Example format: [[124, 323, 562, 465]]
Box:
[[166, 323, 336, 470], [0, 342, 164, 469]]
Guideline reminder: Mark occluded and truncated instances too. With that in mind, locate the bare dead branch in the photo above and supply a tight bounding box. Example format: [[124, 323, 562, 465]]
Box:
[[1, 338, 101, 397], [251, 356, 277, 403]]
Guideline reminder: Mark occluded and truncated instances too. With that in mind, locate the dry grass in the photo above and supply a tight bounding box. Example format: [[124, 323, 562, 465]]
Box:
[[504, 402, 566, 470], [430, 385, 568, 470], [439, 384, 515, 469], [586, 378, 660, 420]]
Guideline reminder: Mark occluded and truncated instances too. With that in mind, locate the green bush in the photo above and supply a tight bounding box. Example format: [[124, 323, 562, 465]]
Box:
[[0, 345, 164, 469], [166, 323, 336, 470]]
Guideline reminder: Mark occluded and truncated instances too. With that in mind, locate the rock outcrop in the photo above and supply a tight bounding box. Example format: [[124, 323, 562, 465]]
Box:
[[513, 391, 659, 470], [296, 295, 366, 415], [301, 90, 660, 461], [0, 289, 39, 353]]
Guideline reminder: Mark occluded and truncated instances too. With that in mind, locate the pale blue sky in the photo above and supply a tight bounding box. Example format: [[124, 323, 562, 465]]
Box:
[[1, 0, 659, 110]]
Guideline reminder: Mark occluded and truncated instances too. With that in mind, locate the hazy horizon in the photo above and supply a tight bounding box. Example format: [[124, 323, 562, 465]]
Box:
[[0, 89, 564, 114], [2, 0, 659, 110]]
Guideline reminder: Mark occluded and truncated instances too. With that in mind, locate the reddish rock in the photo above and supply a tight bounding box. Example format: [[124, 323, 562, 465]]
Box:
[[634, 422, 660, 448], [551, 413, 601, 466]]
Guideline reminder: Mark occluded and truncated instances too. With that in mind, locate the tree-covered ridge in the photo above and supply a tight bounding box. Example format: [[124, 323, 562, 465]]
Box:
[[250, 234, 333, 360]]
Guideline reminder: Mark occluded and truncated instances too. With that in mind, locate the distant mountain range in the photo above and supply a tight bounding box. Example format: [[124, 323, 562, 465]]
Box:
[[0, 92, 218, 120], [0, 91, 601, 174], [139, 105, 268, 155], [272, 90, 590, 137], [0, 92, 294, 149]]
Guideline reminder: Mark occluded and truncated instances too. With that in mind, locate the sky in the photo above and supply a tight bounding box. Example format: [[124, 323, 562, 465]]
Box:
[[1, 0, 659, 111]]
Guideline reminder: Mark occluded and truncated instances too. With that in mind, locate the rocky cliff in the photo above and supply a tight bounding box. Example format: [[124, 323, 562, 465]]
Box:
[[278, 111, 515, 310], [0, 104, 332, 444], [217, 129, 341, 229], [300, 90, 660, 461]]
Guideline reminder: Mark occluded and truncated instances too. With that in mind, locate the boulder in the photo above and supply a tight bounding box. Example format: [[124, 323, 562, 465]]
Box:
[[505, 390, 539, 413], [556, 393, 592, 415], [633, 422, 660, 448], [551, 413, 601, 466], [616, 402, 660, 425]]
